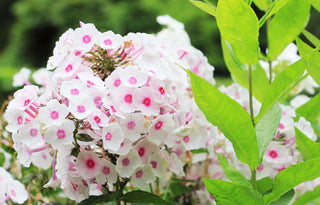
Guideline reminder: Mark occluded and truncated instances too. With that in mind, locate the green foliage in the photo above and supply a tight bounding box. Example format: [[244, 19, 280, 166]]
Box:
[[295, 128, 320, 161], [187, 70, 259, 169], [292, 185, 320, 205], [308, 0, 320, 12], [217, 153, 252, 187], [269, 189, 295, 205], [203, 178, 264, 204], [216, 0, 259, 65], [77, 191, 121, 205], [122, 190, 172, 204], [267, 0, 311, 60], [255, 58, 306, 123], [221, 40, 269, 102], [263, 158, 320, 204], [255, 103, 281, 163], [189, 0, 216, 17], [256, 177, 273, 194]]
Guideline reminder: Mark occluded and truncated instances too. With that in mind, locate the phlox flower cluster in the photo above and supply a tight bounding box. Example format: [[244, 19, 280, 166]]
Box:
[[4, 15, 216, 202], [0, 167, 28, 205]]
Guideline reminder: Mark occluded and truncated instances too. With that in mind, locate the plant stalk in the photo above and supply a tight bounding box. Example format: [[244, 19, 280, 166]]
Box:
[[251, 169, 257, 190], [248, 65, 255, 126]]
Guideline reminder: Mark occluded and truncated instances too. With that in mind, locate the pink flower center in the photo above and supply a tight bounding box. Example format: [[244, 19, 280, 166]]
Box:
[[114, 79, 121, 87], [124, 94, 133, 103], [86, 158, 96, 169], [143, 97, 151, 107], [138, 147, 145, 157], [102, 166, 110, 175], [135, 170, 143, 178], [17, 116, 23, 125], [159, 87, 165, 95], [127, 121, 135, 130], [154, 121, 163, 130], [104, 39, 112, 46], [183, 136, 190, 143], [94, 96, 102, 104], [70, 88, 79, 95], [87, 80, 95, 87], [257, 164, 264, 171], [77, 105, 86, 113], [122, 157, 130, 166], [65, 64, 73, 72], [30, 128, 38, 137], [94, 116, 101, 123], [128, 77, 137, 85], [269, 150, 278, 159], [57, 129, 66, 139], [279, 123, 285, 129], [11, 189, 16, 197], [50, 111, 59, 120], [24, 99, 31, 106], [105, 132, 112, 141], [150, 160, 157, 169], [71, 182, 78, 191], [82, 35, 91, 43]]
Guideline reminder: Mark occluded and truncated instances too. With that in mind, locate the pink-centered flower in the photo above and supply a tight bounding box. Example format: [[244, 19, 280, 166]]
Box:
[[75, 151, 101, 180]]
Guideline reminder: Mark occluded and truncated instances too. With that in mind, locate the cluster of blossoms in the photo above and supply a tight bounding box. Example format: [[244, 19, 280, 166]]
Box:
[[4, 15, 216, 202], [2, 15, 319, 205], [0, 167, 28, 205]]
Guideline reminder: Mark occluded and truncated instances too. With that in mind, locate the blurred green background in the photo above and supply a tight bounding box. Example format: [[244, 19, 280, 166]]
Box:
[[0, 0, 319, 104]]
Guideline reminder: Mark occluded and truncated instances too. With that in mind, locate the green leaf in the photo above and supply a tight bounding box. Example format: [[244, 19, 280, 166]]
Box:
[[253, 0, 270, 11], [293, 185, 320, 205], [122, 190, 172, 204], [1, 143, 15, 154], [270, 189, 295, 205], [295, 127, 320, 161], [302, 29, 320, 48], [256, 177, 273, 194], [221, 39, 269, 102], [77, 191, 121, 205], [264, 158, 320, 204], [217, 153, 252, 187], [259, 0, 290, 27], [295, 37, 314, 58], [296, 92, 320, 123], [255, 58, 306, 123], [256, 103, 281, 163], [0, 153, 5, 167], [191, 148, 209, 154], [187, 70, 259, 169], [216, 0, 259, 65], [225, 41, 248, 71], [306, 51, 320, 85], [76, 133, 94, 142], [267, 0, 310, 60], [203, 179, 264, 205], [167, 182, 192, 198], [189, 0, 216, 17], [308, 0, 320, 12]]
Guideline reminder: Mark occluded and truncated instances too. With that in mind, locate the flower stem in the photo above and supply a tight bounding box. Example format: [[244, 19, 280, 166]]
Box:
[[248, 64, 255, 126], [251, 169, 257, 190]]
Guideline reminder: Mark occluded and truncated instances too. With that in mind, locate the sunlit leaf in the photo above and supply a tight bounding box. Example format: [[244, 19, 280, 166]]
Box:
[[264, 158, 320, 204], [295, 127, 320, 161], [221, 39, 269, 102], [203, 179, 264, 204], [292, 185, 320, 205], [187, 70, 259, 169], [217, 153, 252, 187], [267, 0, 310, 60], [256, 103, 281, 163], [189, 0, 216, 17], [308, 0, 320, 12], [256, 58, 306, 123], [217, 0, 259, 65]]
